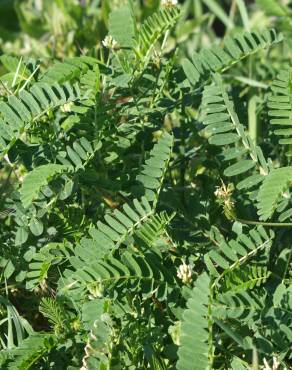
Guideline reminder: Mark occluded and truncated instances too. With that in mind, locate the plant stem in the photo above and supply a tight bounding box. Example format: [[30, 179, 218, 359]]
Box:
[[236, 218, 292, 227]]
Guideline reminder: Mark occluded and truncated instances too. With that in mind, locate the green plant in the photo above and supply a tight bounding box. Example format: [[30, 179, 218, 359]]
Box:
[[0, 1, 291, 369]]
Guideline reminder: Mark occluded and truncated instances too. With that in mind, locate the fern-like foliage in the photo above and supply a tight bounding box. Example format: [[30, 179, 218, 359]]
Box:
[[62, 132, 174, 294], [268, 69, 292, 155], [1, 3, 291, 369], [26, 252, 51, 290], [257, 166, 292, 221], [0, 82, 84, 158], [222, 265, 271, 292], [177, 273, 212, 370], [205, 226, 274, 279], [26, 242, 72, 290], [108, 2, 180, 73], [39, 56, 98, 85], [135, 211, 174, 248], [59, 196, 161, 297], [57, 137, 101, 171], [135, 132, 173, 204], [133, 6, 180, 71], [213, 287, 292, 364], [84, 196, 154, 253], [62, 248, 175, 300], [20, 164, 68, 208], [201, 74, 268, 190], [39, 298, 69, 335], [213, 288, 265, 322], [182, 28, 282, 87], [2, 333, 56, 370]]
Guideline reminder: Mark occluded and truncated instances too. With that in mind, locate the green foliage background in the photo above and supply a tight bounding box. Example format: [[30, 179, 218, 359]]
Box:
[[0, 0, 291, 369]]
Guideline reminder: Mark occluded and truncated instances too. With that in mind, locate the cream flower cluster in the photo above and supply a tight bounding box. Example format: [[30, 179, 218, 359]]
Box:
[[102, 35, 118, 50], [177, 261, 193, 284]]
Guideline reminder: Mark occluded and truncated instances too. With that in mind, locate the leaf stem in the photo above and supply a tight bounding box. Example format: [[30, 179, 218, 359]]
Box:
[[236, 218, 292, 227]]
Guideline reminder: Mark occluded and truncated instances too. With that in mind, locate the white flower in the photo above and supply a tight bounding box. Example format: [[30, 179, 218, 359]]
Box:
[[102, 35, 118, 50], [161, 0, 178, 7], [177, 261, 193, 284]]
